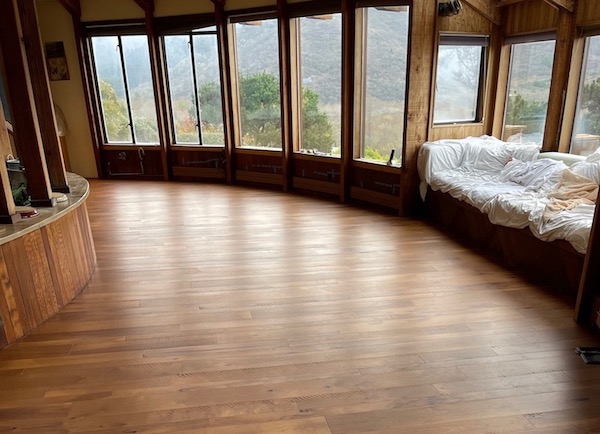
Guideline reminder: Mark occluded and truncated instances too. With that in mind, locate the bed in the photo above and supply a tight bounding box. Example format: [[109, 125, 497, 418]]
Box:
[[417, 135, 596, 299]]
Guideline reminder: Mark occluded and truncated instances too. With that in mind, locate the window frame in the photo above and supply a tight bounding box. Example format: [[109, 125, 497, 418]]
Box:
[[85, 22, 160, 147], [432, 33, 489, 126], [353, 3, 410, 166], [227, 9, 283, 151], [161, 25, 224, 147], [569, 31, 600, 155], [501, 32, 557, 144], [289, 9, 343, 157]]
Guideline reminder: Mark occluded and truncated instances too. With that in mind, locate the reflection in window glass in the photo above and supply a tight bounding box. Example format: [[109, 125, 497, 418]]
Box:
[[234, 19, 282, 149], [434, 44, 484, 123], [297, 14, 341, 156], [571, 35, 600, 156], [91, 36, 159, 144], [358, 7, 409, 165], [164, 31, 224, 145], [503, 40, 555, 145]]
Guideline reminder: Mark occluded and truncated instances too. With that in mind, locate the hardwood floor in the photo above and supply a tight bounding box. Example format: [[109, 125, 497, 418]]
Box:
[[1, 179, 600, 433]]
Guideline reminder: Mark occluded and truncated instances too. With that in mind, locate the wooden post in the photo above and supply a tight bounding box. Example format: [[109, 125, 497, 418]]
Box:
[[399, 0, 437, 216], [213, 0, 235, 185], [542, 6, 576, 152], [575, 191, 600, 324], [18, 0, 70, 193], [0, 0, 54, 207], [340, 0, 355, 204], [277, 0, 292, 192], [135, 0, 170, 180]]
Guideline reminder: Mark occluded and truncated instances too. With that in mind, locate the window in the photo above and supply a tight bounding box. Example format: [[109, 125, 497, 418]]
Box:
[[91, 35, 159, 144], [164, 27, 224, 146], [503, 39, 556, 145], [355, 6, 409, 165], [433, 35, 488, 124], [231, 17, 282, 149], [294, 13, 342, 156], [571, 35, 600, 156]]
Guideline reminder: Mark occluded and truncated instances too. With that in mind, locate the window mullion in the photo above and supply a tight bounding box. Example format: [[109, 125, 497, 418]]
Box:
[[359, 9, 368, 158], [189, 35, 203, 145], [117, 36, 136, 144]]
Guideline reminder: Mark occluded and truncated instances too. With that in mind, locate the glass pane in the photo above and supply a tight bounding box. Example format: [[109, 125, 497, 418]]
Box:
[[360, 7, 409, 165], [121, 35, 159, 144], [92, 36, 132, 143], [572, 35, 600, 156], [235, 19, 282, 149], [434, 45, 483, 123], [193, 34, 224, 146], [503, 40, 555, 145], [298, 14, 341, 156], [164, 35, 199, 144]]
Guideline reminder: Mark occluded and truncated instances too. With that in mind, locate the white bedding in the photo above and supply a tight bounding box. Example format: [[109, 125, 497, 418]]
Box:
[[418, 135, 598, 254]]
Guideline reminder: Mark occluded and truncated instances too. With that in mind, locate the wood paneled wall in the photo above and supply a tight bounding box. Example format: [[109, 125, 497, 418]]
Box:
[[503, 0, 559, 35], [577, 0, 600, 27], [438, 1, 493, 33], [429, 1, 497, 143], [0, 202, 96, 347]]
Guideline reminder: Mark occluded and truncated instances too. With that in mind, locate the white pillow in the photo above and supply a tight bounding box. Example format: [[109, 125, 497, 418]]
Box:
[[569, 161, 600, 184]]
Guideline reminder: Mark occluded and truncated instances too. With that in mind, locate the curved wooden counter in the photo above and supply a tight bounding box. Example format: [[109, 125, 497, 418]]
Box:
[[0, 173, 96, 348]]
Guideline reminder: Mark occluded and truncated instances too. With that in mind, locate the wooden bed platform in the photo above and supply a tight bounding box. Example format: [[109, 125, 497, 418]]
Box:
[[423, 189, 585, 304]]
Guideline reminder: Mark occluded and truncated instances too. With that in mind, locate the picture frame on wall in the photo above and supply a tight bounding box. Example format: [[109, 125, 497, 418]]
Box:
[[45, 41, 69, 81]]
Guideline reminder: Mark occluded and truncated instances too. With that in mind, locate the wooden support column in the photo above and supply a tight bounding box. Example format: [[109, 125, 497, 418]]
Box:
[[575, 192, 600, 324], [0, 100, 21, 224], [277, 0, 292, 192], [18, 0, 70, 193], [340, 0, 355, 204], [542, 6, 576, 152], [0, 0, 54, 207], [213, 0, 235, 185], [399, 0, 437, 216], [135, 0, 169, 180]]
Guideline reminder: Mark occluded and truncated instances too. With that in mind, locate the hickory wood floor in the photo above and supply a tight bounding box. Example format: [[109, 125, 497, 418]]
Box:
[[1, 180, 600, 434]]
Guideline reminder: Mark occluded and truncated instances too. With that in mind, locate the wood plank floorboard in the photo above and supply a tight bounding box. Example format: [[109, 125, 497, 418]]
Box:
[[0, 179, 599, 433]]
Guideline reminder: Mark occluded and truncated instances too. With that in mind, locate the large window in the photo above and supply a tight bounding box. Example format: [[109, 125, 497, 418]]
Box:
[[571, 35, 600, 156], [164, 27, 224, 146], [433, 35, 488, 124], [295, 14, 342, 156], [502, 39, 556, 145], [355, 6, 409, 165], [91, 35, 159, 144], [231, 17, 282, 149]]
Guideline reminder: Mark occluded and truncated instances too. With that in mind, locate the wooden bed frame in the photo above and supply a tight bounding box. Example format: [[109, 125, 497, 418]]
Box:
[[423, 189, 585, 303]]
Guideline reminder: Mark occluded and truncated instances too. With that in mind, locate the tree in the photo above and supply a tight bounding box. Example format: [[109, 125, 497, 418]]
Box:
[[301, 86, 334, 153], [99, 81, 131, 142], [505, 93, 546, 126], [579, 77, 600, 136], [236, 71, 334, 151], [238, 72, 282, 147]]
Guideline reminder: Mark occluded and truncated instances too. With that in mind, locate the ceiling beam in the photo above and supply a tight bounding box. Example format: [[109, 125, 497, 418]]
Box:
[[461, 0, 501, 24], [133, 0, 154, 15], [543, 0, 574, 12], [496, 0, 574, 12], [56, 0, 81, 18]]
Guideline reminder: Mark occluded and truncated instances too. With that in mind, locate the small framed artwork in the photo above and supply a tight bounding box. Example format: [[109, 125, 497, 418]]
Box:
[[45, 41, 70, 81]]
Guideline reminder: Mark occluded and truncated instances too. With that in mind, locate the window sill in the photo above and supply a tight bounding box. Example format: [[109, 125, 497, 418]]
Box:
[[236, 147, 283, 156], [170, 144, 225, 151], [294, 152, 340, 163], [353, 159, 402, 173]]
